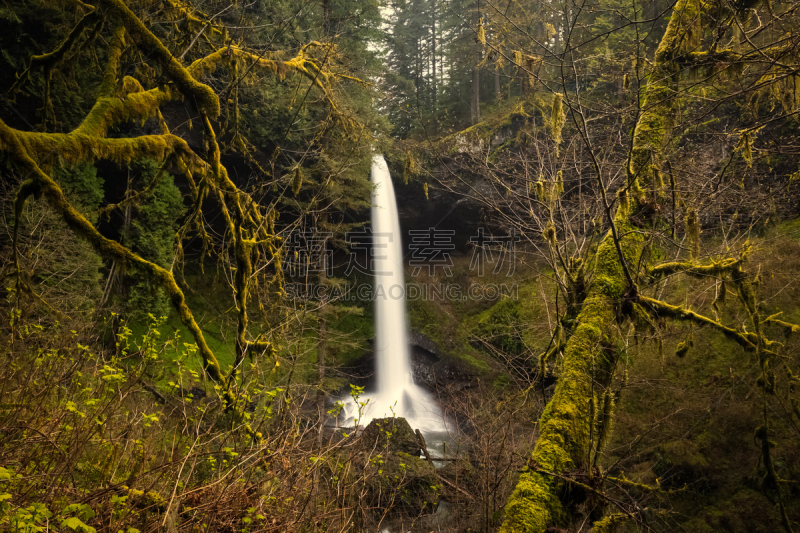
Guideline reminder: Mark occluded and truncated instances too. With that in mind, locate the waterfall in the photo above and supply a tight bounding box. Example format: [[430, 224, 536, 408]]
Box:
[[371, 155, 413, 403], [341, 155, 445, 434]]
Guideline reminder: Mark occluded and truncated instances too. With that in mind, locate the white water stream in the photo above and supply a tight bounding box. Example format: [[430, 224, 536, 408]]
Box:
[[340, 155, 448, 437]]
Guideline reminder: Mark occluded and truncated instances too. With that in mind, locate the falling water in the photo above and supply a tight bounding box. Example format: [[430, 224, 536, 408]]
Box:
[[341, 155, 447, 435], [371, 154, 413, 404]]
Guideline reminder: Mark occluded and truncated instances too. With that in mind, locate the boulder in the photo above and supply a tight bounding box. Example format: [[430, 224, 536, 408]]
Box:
[[360, 417, 422, 456]]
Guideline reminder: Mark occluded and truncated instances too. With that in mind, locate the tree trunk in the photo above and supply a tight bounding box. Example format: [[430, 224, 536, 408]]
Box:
[[322, 0, 332, 37], [431, 2, 437, 113], [499, 0, 699, 530], [471, 67, 481, 124]]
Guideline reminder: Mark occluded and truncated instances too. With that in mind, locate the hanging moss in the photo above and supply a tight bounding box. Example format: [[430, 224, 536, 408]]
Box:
[[549, 94, 566, 149], [685, 208, 701, 259], [543, 220, 557, 247], [535, 180, 545, 201], [632, 303, 657, 332], [403, 153, 419, 184], [291, 166, 303, 196], [654, 168, 664, 191], [617, 188, 629, 214], [594, 389, 616, 455], [675, 331, 694, 357], [477, 20, 486, 45], [736, 130, 755, 167], [712, 280, 727, 315]]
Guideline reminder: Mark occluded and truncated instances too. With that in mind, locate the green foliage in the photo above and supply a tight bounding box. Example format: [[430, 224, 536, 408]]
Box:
[[54, 163, 104, 222], [472, 297, 525, 355], [120, 159, 185, 323]]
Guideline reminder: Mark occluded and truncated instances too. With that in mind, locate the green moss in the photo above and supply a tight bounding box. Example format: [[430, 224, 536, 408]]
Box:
[[650, 258, 741, 279], [502, 182, 646, 532], [653, 0, 702, 63], [471, 297, 525, 355], [0, 118, 225, 383], [548, 93, 566, 148], [328, 308, 374, 366], [592, 513, 630, 533], [626, 0, 702, 190], [640, 295, 767, 352], [502, 467, 567, 532], [98, 25, 125, 96], [15, 130, 201, 172], [97, 0, 220, 116], [74, 89, 174, 139]]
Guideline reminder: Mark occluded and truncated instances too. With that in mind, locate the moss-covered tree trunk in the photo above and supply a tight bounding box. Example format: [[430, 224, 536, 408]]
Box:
[[499, 0, 701, 529]]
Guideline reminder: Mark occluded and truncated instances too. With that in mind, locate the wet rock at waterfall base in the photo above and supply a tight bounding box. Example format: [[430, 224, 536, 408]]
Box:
[[337, 417, 441, 525], [359, 417, 422, 455], [368, 451, 439, 511]]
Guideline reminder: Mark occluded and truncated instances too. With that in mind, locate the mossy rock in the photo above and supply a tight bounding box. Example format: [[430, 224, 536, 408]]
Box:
[[653, 439, 711, 488], [362, 450, 440, 516], [360, 417, 422, 456]]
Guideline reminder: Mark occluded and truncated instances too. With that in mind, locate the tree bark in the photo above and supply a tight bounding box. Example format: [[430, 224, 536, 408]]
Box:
[[471, 67, 481, 124], [499, 0, 701, 530], [431, 2, 438, 113]]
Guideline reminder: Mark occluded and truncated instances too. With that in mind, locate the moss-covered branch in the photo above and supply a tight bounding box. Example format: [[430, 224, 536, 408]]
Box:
[[649, 257, 741, 279], [98, 25, 126, 96], [10, 130, 204, 172], [500, 0, 757, 529], [639, 295, 783, 353], [0, 118, 225, 383], [93, 0, 220, 116], [0, 0, 341, 438], [500, 219, 643, 531], [763, 314, 800, 335], [188, 44, 340, 112], [627, 0, 703, 188]]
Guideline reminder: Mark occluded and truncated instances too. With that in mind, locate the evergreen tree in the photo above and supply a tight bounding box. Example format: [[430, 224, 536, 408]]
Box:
[[119, 159, 185, 323]]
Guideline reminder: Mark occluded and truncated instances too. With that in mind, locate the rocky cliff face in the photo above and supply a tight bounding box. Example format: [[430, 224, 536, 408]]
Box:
[[393, 174, 488, 255], [332, 330, 479, 396]]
